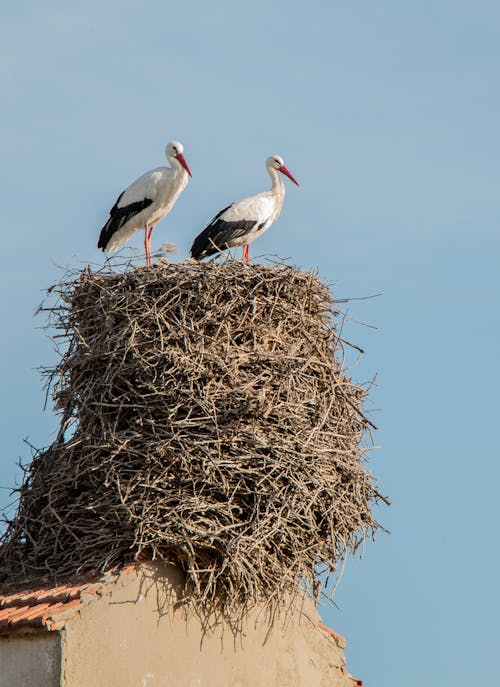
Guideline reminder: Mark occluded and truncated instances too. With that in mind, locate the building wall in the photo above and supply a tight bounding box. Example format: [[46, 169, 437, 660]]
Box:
[[0, 632, 61, 687], [61, 563, 352, 687]]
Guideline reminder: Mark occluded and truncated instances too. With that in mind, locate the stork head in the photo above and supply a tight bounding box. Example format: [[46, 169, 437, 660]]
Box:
[[267, 155, 299, 186], [166, 140, 192, 177]]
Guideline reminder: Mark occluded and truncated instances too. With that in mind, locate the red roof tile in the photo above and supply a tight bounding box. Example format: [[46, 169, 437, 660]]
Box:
[[317, 620, 348, 649], [317, 621, 363, 685], [0, 581, 102, 633], [0, 564, 143, 634]]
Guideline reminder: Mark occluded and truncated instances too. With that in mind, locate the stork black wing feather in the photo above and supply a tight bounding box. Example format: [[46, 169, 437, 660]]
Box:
[[97, 192, 154, 251], [191, 205, 259, 260]]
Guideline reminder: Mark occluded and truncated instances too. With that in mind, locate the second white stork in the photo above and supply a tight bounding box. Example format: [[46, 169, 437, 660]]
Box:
[[98, 140, 192, 265], [190, 155, 299, 262]]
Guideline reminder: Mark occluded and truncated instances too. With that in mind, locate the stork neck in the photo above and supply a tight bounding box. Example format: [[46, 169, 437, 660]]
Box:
[[268, 167, 285, 196], [169, 158, 189, 187]]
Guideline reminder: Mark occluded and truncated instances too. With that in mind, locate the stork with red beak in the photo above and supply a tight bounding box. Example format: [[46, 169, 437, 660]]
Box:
[[190, 155, 299, 262], [98, 140, 192, 265]]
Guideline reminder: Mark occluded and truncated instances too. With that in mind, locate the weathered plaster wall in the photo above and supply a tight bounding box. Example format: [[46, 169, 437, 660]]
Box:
[[61, 563, 352, 687], [0, 632, 61, 687]]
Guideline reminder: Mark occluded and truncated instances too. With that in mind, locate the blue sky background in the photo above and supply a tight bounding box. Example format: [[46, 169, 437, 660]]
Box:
[[1, 2, 499, 684]]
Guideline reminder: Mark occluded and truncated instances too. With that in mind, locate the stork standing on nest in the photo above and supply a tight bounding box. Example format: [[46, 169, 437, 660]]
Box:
[[98, 141, 192, 266], [190, 155, 299, 262]]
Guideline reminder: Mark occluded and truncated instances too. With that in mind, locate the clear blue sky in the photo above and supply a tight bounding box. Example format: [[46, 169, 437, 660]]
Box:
[[1, 2, 499, 685]]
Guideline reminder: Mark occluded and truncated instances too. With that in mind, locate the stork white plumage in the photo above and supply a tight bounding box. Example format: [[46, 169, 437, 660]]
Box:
[[190, 155, 299, 262], [98, 141, 192, 265]]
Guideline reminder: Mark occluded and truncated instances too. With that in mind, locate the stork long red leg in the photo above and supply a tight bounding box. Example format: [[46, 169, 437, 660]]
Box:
[[242, 244, 250, 262], [144, 227, 150, 265], [147, 226, 154, 265]]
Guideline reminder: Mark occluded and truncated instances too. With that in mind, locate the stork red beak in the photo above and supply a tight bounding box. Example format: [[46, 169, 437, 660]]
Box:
[[279, 165, 300, 186], [176, 152, 192, 177]]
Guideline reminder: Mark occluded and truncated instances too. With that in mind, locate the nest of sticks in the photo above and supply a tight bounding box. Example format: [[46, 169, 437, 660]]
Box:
[[1, 261, 384, 619]]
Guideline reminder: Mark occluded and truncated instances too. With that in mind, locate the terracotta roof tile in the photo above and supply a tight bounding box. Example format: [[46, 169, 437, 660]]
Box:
[[317, 620, 348, 649], [317, 621, 363, 684], [0, 565, 144, 634], [0, 580, 103, 634]]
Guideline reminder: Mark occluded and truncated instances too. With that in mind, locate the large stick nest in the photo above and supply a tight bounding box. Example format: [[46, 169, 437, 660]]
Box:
[[1, 261, 384, 619]]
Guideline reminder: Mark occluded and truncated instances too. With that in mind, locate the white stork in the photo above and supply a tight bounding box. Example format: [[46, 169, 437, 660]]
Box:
[[190, 155, 299, 262], [98, 141, 192, 265]]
